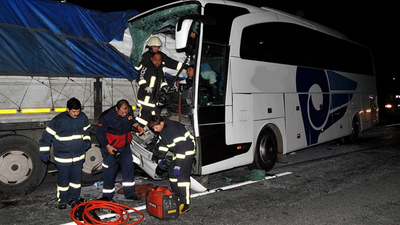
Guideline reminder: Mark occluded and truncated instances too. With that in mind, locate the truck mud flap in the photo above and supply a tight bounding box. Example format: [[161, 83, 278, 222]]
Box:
[[130, 140, 162, 180]]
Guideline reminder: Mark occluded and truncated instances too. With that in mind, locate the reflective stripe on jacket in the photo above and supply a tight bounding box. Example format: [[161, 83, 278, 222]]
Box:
[[39, 111, 91, 163], [155, 119, 195, 167]]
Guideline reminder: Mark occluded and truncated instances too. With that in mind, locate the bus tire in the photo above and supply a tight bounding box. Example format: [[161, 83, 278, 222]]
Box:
[[0, 135, 47, 200], [250, 126, 277, 172], [344, 116, 359, 144], [82, 145, 103, 186]]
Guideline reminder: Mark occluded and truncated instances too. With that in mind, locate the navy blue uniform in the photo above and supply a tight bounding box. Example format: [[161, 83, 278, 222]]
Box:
[[154, 119, 196, 205], [136, 51, 183, 72], [39, 111, 91, 204], [96, 106, 137, 200], [136, 60, 168, 126]]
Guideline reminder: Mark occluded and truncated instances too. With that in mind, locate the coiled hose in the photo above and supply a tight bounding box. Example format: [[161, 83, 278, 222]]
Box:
[[69, 200, 145, 224]]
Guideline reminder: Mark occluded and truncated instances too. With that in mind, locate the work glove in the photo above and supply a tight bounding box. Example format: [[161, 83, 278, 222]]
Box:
[[40, 154, 50, 163], [145, 87, 153, 93], [161, 86, 169, 93], [158, 160, 166, 171], [173, 166, 181, 178]]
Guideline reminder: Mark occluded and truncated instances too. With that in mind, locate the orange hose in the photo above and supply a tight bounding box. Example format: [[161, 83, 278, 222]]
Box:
[[69, 200, 145, 224]]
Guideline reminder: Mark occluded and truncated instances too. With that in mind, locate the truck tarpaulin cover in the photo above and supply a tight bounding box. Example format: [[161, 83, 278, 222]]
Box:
[[0, 0, 139, 80]]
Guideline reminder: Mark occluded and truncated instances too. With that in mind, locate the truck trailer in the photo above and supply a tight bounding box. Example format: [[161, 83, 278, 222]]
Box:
[[0, 0, 140, 199]]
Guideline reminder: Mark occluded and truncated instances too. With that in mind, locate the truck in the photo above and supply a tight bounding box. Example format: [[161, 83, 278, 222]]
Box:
[[0, 0, 140, 199]]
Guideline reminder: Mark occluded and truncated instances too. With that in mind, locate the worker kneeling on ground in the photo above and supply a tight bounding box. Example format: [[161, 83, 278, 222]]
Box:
[[147, 114, 195, 215]]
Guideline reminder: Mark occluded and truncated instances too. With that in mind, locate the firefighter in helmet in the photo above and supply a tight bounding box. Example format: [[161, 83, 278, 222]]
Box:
[[135, 36, 184, 72]]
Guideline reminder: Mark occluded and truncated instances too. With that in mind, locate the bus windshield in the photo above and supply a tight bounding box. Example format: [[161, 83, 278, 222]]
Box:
[[128, 2, 200, 67]]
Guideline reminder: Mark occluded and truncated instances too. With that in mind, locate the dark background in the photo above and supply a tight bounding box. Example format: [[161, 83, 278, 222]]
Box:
[[68, 0, 399, 115]]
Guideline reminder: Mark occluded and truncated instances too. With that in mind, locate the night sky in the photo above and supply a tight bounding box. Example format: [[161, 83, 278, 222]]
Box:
[[69, 0, 399, 100]]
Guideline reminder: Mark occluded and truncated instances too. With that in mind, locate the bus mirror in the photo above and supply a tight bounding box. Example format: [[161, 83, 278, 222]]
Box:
[[175, 14, 217, 52], [176, 19, 193, 51]]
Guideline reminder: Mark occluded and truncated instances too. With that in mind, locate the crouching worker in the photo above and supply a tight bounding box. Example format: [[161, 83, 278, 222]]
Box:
[[147, 114, 196, 215], [96, 99, 144, 201]]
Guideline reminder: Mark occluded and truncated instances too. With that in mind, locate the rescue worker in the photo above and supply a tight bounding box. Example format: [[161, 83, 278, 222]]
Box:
[[96, 99, 144, 201], [39, 97, 91, 210], [135, 36, 184, 72], [136, 52, 168, 126], [147, 114, 196, 215], [175, 65, 194, 90]]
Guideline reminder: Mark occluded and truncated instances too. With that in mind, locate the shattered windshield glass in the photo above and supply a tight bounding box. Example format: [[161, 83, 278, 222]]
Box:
[[128, 3, 199, 67]]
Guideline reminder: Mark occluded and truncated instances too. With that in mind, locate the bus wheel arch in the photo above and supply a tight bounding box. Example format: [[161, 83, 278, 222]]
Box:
[[249, 124, 283, 172], [344, 114, 360, 144]]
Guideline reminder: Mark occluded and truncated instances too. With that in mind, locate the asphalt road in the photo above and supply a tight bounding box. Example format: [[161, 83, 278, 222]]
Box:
[[1, 122, 399, 225]]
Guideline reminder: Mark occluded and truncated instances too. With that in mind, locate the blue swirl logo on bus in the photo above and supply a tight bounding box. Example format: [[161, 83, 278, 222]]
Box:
[[296, 67, 358, 146]]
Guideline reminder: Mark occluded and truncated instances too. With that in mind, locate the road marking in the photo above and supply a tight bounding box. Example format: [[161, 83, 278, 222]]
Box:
[[61, 171, 292, 224], [191, 171, 292, 198], [385, 123, 400, 127]]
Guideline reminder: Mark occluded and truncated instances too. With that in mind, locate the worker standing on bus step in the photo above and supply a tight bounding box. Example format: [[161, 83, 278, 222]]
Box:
[[135, 36, 184, 72], [95, 99, 145, 202], [147, 114, 196, 215], [39, 97, 91, 210], [136, 52, 168, 127]]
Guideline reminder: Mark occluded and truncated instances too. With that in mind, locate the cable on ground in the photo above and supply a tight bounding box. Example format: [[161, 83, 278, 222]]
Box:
[[69, 200, 145, 224]]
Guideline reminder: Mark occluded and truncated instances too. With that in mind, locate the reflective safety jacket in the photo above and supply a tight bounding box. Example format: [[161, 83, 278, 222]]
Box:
[[136, 60, 168, 108], [96, 106, 137, 149], [154, 119, 196, 167], [135, 51, 183, 72], [39, 111, 91, 164], [136, 60, 168, 126]]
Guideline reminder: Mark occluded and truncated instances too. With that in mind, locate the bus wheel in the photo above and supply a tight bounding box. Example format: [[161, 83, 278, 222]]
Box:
[[82, 144, 103, 186], [0, 135, 47, 200], [344, 117, 359, 144], [250, 126, 277, 172]]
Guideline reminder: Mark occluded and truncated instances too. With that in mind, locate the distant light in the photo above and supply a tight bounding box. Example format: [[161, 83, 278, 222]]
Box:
[[385, 104, 393, 109], [393, 77, 396, 80]]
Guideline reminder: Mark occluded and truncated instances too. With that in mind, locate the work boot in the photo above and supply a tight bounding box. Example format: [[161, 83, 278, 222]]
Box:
[[179, 204, 190, 215], [58, 203, 67, 210], [126, 195, 141, 201]]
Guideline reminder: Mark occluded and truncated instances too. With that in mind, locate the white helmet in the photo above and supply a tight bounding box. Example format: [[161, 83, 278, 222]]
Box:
[[147, 36, 162, 47]]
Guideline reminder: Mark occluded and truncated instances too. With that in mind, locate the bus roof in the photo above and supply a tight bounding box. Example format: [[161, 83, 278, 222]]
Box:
[[168, 0, 349, 40]]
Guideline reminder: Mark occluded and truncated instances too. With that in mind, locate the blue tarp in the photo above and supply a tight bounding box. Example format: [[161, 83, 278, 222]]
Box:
[[0, 0, 139, 80]]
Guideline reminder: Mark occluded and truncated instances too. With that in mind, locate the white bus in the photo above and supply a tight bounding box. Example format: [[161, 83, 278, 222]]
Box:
[[127, 0, 378, 176]]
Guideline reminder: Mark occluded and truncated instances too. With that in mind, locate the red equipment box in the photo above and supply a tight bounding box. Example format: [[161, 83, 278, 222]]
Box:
[[146, 186, 179, 219]]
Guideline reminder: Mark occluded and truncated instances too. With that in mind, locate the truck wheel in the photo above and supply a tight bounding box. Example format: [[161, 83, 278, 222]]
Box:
[[249, 126, 277, 172], [0, 135, 47, 199], [82, 144, 103, 186]]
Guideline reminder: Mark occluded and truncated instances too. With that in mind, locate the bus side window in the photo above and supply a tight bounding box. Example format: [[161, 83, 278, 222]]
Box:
[[199, 63, 219, 104]]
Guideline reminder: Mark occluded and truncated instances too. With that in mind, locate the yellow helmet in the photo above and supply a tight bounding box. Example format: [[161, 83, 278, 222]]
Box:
[[147, 36, 162, 47]]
